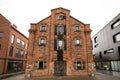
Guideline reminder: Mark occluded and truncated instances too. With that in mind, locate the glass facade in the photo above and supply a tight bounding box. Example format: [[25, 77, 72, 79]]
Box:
[[111, 61, 120, 71], [7, 60, 23, 72], [96, 61, 120, 71]]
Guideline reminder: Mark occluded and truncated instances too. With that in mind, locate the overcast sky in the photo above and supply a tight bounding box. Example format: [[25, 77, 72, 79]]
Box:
[[0, 0, 120, 37]]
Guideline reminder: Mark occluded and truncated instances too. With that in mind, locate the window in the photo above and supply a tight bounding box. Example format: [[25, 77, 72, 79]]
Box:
[[21, 40, 25, 48], [55, 25, 66, 35], [99, 52, 102, 59], [0, 32, 3, 38], [9, 46, 14, 56], [38, 61, 46, 69], [40, 25, 46, 32], [39, 38, 46, 46], [73, 61, 85, 70], [111, 19, 120, 29], [0, 44, 1, 51], [11, 35, 15, 44], [57, 25, 64, 35], [94, 36, 98, 43], [118, 46, 120, 55], [104, 49, 114, 54], [75, 39, 81, 45], [57, 40, 64, 50], [17, 38, 25, 48], [17, 38, 20, 44], [58, 15, 66, 20], [74, 25, 80, 32], [16, 48, 24, 58], [113, 33, 120, 42]]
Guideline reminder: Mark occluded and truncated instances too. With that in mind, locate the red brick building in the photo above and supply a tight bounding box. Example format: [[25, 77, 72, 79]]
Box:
[[0, 14, 28, 74], [26, 7, 94, 77]]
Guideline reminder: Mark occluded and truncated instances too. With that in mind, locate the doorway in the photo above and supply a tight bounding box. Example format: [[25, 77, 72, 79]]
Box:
[[54, 61, 66, 76]]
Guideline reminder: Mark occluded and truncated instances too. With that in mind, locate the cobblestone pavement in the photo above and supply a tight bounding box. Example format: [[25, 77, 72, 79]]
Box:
[[2, 71, 120, 80]]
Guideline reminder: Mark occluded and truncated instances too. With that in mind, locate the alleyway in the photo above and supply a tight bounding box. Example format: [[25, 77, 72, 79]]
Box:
[[2, 70, 120, 80]]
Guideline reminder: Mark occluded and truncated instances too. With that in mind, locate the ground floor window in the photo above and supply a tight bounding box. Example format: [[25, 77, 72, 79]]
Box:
[[111, 61, 120, 71], [73, 61, 85, 70], [7, 60, 23, 73], [34, 61, 47, 69], [95, 61, 120, 71]]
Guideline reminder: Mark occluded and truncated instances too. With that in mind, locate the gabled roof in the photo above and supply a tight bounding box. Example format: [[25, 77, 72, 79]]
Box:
[[51, 7, 70, 12], [0, 14, 11, 24]]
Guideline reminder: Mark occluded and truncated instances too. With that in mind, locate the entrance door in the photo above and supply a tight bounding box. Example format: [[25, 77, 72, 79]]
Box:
[[54, 61, 66, 76]]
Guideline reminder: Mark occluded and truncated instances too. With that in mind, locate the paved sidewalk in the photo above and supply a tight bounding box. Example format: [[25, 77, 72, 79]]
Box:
[[96, 70, 120, 77], [2, 71, 120, 80], [0, 71, 24, 79]]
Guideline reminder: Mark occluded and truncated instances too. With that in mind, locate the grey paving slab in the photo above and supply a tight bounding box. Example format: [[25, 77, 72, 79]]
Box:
[[2, 71, 120, 80]]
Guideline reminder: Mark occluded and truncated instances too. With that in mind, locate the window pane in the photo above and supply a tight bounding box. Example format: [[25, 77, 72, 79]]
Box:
[[58, 41, 63, 46], [77, 62, 81, 69], [113, 20, 120, 28], [40, 25, 46, 31], [17, 38, 20, 43], [39, 61, 44, 69], [76, 40, 80, 44], [0, 32, 3, 38], [16, 48, 24, 58], [75, 39, 81, 45], [57, 40, 64, 50], [58, 16, 63, 20], [41, 39, 45, 43], [75, 25, 80, 31], [57, 26, 64, 35], [115, 33, 120, 42], [9, 46, 13, 56], [39, 38, 46, 46], [94, 36, 98, 43], [21, 41, 25, 48], [11, 35, 15, 43], [0, 44, 1, 50]]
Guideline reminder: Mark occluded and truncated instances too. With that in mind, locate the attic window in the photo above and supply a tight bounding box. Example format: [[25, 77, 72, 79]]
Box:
[[58, 15, 66, 20]]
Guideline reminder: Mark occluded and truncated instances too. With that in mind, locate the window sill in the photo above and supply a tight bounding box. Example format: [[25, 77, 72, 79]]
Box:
[[40, 31, 46, 32], [39, 44, 46, 46]]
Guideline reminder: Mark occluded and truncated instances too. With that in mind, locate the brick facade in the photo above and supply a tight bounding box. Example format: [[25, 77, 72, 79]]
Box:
[[26, 7, 94, 77], [0, 14, 28, 74]]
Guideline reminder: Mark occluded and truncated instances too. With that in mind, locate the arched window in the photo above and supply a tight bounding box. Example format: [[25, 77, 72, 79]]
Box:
[[75, 38, 82, 46], [73, 60, 85, 70], [39, 38, 46, 46]]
